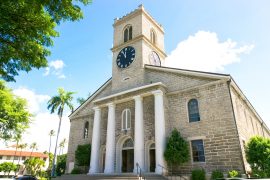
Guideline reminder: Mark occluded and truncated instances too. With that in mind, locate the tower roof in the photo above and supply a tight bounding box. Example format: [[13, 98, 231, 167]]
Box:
[[113, 4, 164, 33]]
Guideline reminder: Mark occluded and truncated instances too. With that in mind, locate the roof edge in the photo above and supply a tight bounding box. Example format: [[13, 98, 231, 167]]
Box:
[[69, 78, 112, 118], [145, 65, 231, 79]]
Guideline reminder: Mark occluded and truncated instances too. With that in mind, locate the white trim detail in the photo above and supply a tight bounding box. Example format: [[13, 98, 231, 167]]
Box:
[[93, 82, 165, 103], [121, 109, 131, 131]]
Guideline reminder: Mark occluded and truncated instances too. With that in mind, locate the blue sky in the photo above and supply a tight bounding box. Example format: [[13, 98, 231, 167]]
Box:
[[4, 0, 270, 151]]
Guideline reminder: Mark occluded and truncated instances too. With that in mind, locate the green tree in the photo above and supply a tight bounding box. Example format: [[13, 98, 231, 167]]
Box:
[[76, 92, 91, 105], [0, 0, 92, 82], [56, 154, 67, 176], [23, 157, 45, 176], [164, 129, 189, 170], [246, 136, 270, 178], [47, 88, 75, 177], [0, 80, 31, 141], [0, 162, 17, 176], [75, 144, 91, 173], [29, 142, 38, 158], [59, 138, 67, 155], [75, 144, 91, 166]]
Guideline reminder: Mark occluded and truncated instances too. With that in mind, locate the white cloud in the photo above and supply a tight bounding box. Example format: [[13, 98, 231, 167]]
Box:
[[43, 59, 66, 79], [165, 31, 254, 72], [11, 88, 70, 153], [13, 88, 50, 113], [23, 112, 70, 153], [49, 60, 65, 70]]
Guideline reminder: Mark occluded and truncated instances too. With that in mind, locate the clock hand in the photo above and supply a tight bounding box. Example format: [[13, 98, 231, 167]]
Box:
[[121, 50, 127, 58]]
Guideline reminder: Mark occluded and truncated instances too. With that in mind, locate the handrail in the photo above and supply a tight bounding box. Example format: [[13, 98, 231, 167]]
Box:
[[136, 162, 144, 180]]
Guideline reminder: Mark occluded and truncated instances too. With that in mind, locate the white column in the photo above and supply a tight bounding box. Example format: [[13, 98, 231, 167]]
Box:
[[133, 95, 145, 172], [89, 107, 101, 174], [104, 102, 116, 174], [152, 90, 166, 174]]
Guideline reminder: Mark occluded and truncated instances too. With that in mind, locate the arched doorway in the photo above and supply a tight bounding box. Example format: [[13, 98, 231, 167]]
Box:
[[149, 143, 156, 172], [145, 141, 156, 172], [121, 138, 134, 172]]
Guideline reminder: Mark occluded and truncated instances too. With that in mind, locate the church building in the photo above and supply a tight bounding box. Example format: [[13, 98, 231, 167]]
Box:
[[66, 5, 270, 176]]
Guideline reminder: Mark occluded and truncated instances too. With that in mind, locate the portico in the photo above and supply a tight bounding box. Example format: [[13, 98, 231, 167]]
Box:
[[88, 82, 167, 174]]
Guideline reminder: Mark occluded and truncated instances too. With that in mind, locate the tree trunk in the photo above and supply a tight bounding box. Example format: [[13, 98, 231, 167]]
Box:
[[8, 141, 18, 176], [15, 149, 23, 175], [51, 111, 63, 177], [49, 135, 52, 154]]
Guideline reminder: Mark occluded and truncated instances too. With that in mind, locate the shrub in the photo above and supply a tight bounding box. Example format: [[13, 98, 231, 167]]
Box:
[[71, 167, 81, 174], [211, 170, 224, 180], [164, 129, 189, 167], [75, 144, 91, 166], [228, 170, 240, 178], [191, 169, 206, 180], [56, 154, 67, 176], [246, 136, 270, 178]]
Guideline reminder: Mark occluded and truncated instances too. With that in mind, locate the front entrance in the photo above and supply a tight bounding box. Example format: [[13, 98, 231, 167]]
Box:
[[149, 149, 156, 172], [122, 149, 134, 172], [121, 138, 134, 172]]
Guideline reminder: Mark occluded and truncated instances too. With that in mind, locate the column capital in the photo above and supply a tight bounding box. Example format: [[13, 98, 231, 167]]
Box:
[[152, 89, 164, 96], [93, 106, 101, 111], [107, 102, 115, 108], [133, 95, 142, 101]]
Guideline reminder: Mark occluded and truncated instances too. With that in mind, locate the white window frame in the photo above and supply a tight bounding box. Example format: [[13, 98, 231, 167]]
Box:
[[122, 109, 131, 131]]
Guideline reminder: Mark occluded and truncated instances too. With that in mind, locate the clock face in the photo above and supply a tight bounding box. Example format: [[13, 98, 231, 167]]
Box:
[[116, 46, 136, 68], [149, 51, 161, 66]]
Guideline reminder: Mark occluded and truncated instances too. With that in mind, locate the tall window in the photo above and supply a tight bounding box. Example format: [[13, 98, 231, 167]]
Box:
[[83, 121, 89, 139], [124, 25, 132, 42], [191, 139, 205, 162], [122, 109, 131, 130], [150, 29, 156, 44], [188, 99, 200, 122]]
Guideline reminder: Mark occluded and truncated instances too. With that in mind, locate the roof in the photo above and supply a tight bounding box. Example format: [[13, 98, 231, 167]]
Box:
[[69, 78, 112, 118], [145, 64, 231, 79], [0, 150, 48, 158]]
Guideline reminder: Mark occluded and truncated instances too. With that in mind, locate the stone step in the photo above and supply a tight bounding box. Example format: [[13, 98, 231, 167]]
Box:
[[53, 173, 167, 180]]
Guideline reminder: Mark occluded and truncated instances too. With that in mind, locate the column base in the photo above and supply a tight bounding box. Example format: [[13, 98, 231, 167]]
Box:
[[88, 168, 99, 174], [104, 168, 114, 174]]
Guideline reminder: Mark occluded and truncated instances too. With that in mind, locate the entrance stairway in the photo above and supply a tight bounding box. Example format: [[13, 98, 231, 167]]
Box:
[[54, 173, 167, 180]]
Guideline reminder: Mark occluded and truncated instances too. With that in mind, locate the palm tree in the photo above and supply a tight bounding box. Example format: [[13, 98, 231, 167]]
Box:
[[47, 88, 75, 177], [22, 142, 38, 174], [48, 130, 55, 155], [8, 134, 21, 176], [58, 138, 67, 155], [29, 142, 38, 157], [16, 143, 27, 175]]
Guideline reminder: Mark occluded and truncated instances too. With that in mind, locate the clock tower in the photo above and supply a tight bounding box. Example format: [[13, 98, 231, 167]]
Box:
[[111, 5, 166, 92]]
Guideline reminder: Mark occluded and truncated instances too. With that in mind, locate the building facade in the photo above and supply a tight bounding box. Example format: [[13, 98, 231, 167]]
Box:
[[66, 5, 270, 176], [0, 146, 49, 175]]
